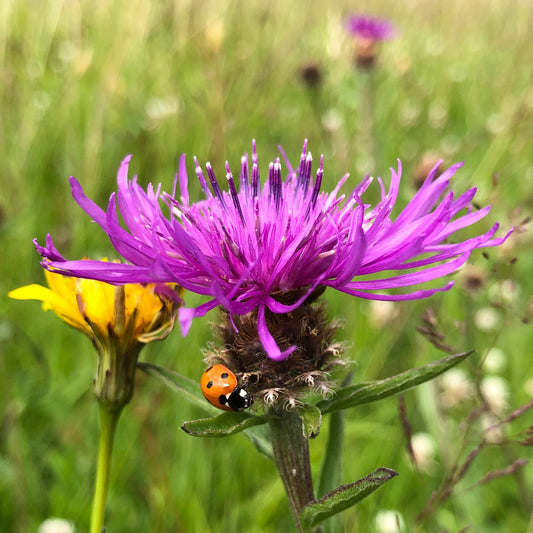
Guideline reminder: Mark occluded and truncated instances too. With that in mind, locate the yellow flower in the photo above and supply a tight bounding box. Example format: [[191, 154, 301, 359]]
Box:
[[9, 265, 182, 409]]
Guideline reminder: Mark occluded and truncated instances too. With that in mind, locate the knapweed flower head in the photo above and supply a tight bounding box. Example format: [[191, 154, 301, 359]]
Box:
[[9, 265, 182, 408], [205, 290, 346, 410], [36, 141, 510, 366], [345, 14, 395, 41], [346, 15, 396, 41], [345, 14, 395, 68]]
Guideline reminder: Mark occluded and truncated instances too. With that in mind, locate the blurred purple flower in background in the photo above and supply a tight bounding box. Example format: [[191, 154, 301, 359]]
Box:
[[345, 14, 396, 68], [36, 141, 511, 360], [345, 14, 395, 41]]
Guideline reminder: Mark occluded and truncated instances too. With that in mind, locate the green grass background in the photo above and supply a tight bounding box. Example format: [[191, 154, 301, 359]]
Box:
[[1, 1, 532, 531]]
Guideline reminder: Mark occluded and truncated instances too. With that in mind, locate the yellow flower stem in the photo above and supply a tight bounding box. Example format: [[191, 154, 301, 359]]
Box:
[[90, 404, 122, 533]]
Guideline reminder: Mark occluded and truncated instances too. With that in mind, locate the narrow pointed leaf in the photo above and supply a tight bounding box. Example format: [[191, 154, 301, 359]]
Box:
[[138, 361, 211, 411], [317, 351, 473, 414], [299, 404, 322, 439], [181, 411, 268, 437], [300, 468, 398, 530], [181, 413, 272, 459]]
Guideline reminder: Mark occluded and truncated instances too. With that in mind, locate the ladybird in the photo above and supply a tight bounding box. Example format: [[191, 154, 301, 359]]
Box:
[[200, 364, 252, 412]]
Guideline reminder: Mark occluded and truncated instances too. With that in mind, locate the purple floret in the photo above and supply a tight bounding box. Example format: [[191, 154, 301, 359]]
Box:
[[36, 141, 511, 360], [345, 14, 395, 41]]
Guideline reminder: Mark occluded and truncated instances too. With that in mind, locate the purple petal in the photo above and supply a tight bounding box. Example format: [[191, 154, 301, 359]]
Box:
[[257, 304, 297, 361], [35, 146, 510, 361]]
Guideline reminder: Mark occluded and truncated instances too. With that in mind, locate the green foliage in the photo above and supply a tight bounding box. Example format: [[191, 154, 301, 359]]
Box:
[[2, 1, 533, 532], [140, 361, 273, 457], [148, 351, 476, 528], [318, 351, 473, 414], [300, 468, 398, 531], [181, 412, 268, 439], [138, 361, 214, 412], [299, 405, 322, 439]]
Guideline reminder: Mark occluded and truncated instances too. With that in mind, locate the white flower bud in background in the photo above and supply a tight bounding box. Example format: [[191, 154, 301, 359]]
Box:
[[439, 368, 474, 408], [474, 307, 500, 332], [375, 509, 405, 533], [481, 376, 510, 414], [145, 97, 179, 121], [482, 347, 506, 374], [321, 108, 343, 133], [481, 413, 506, 444], [38, 518, 75, 533], [410, 432, 437, 473], [369, 300, 399, 329], [488, 279, 520, 304]]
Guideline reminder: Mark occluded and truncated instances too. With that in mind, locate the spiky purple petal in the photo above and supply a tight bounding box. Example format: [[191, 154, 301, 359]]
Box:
[[36, 141, 511, 360], [345, 14, 396, 41]]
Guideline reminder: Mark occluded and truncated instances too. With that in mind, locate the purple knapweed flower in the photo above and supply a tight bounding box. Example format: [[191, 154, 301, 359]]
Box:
[[36, 141, 511, 361], [345, 14, 395, 41], [345, 15, 395, 68]]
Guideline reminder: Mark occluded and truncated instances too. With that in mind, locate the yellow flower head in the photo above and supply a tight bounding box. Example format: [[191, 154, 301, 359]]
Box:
[[9, 268, 181, 347], [9, 263, 183, 409]]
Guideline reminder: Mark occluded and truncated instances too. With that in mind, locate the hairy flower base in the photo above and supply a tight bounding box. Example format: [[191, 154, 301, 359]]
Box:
[[205, 288, 346, 411]]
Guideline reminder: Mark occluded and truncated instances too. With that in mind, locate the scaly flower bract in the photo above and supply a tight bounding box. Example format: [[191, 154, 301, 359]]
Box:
[[35, 141, 511, 361]]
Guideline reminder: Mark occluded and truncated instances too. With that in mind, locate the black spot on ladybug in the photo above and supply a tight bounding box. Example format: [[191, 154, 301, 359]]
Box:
[[206, 381, 213, 389], [221, 372, 229, 378], [219, 395, 228, 405]]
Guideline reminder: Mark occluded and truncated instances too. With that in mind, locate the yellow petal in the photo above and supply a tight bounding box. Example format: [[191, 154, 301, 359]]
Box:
[[11, 262, 180, 350], [78, 278, 115, 328], [44, 270, 78, 304], [9, 283, 89, 333], [127, 284, 160, 333], [9, 284, 55, 304]]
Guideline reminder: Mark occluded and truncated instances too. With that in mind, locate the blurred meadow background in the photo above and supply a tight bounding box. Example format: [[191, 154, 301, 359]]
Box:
[[1, 0, 533, 531]]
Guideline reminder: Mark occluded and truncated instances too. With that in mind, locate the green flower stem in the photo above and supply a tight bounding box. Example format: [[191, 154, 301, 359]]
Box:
[[90, 404, 122, 533], [269, 410, 316, 533], [357, 70, 377, 169]]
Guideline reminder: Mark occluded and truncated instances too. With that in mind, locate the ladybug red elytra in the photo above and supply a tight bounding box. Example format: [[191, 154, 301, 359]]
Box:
[[200, 364, 252, 412]]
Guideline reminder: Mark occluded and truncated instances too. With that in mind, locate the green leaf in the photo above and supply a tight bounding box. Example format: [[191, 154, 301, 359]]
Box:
[[317, 351, 473, 414], [181, 411, 268, 437], [137, 361, 213, 412], [299, 468, 398, 530], [139, 361, 273, 459], [299, 404, 322, 439]]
